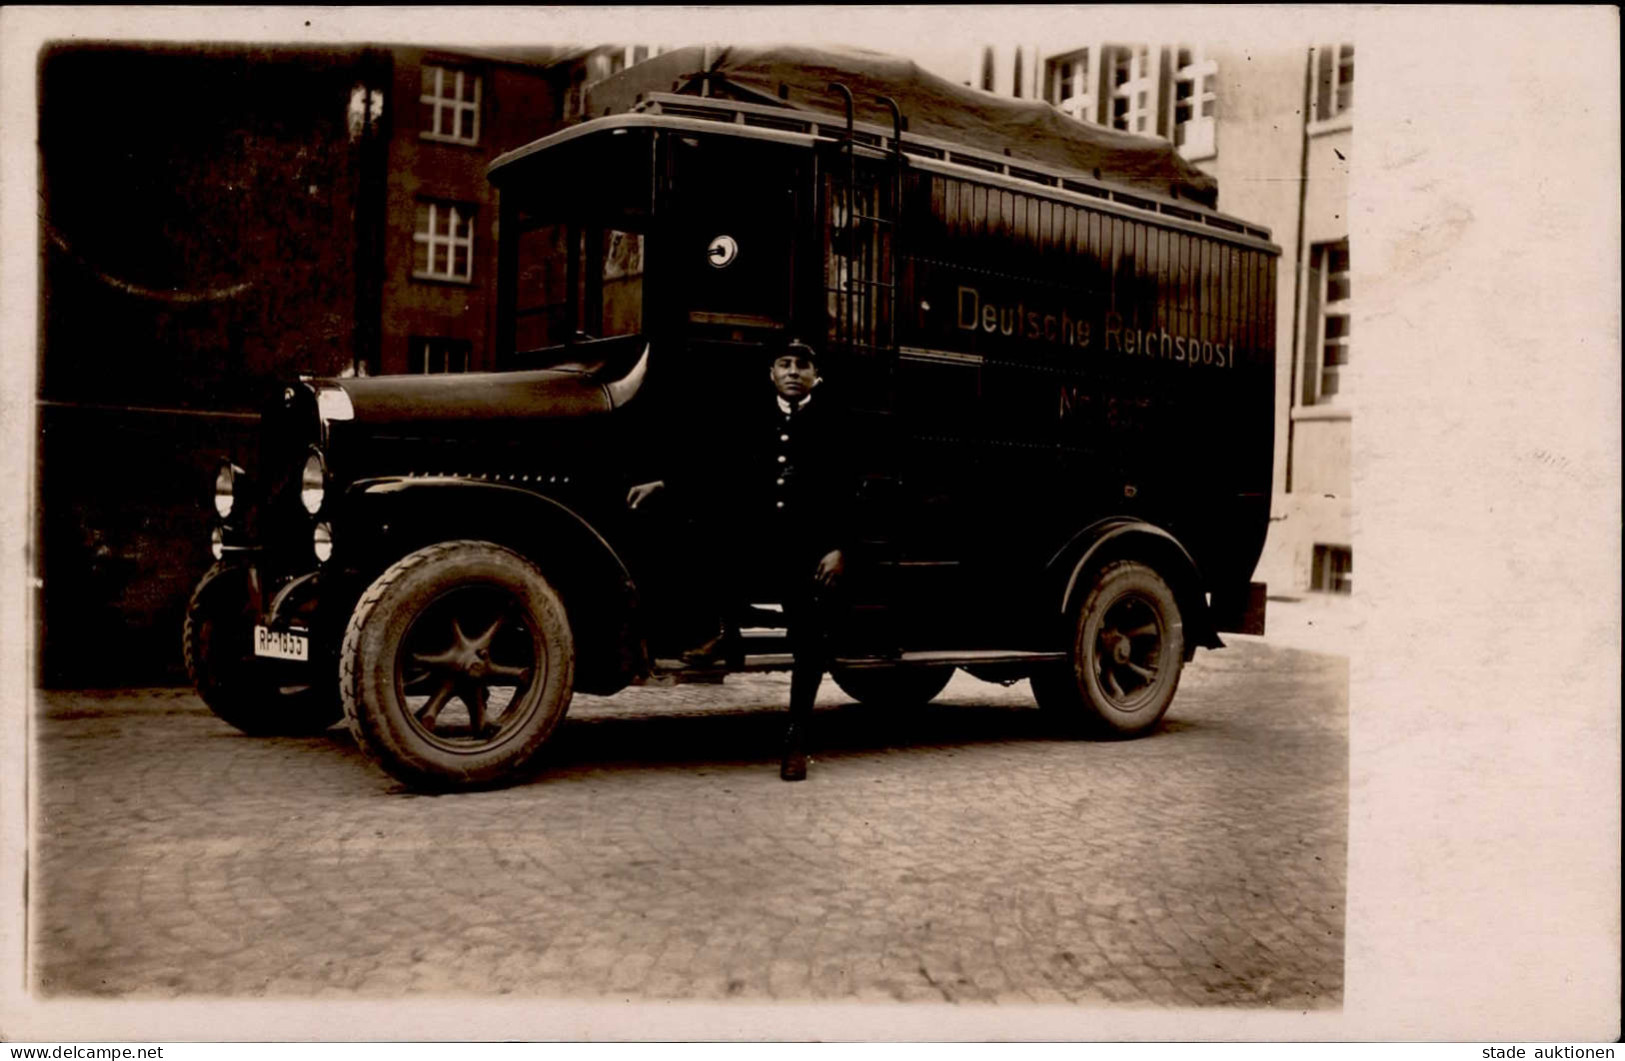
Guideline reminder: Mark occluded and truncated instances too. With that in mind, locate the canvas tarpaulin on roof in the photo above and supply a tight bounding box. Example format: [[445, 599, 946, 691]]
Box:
[[585, 44, 1219, 207]]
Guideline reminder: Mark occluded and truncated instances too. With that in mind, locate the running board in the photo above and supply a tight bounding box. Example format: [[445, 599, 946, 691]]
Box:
[[831, 649, 1068, 670], [639, 648, 1065, 686], [640, 654, 792, 686]]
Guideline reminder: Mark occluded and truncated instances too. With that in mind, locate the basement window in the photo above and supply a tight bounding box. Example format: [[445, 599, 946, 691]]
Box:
[[1311, 544, 1353, 594]]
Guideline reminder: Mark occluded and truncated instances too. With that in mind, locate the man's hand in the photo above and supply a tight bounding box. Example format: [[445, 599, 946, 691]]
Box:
[[626, 480, 665, 510], [814, 549, 846, 588]]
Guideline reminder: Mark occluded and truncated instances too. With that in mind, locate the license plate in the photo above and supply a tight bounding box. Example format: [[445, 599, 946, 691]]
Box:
[[254, 624, 309, 661]]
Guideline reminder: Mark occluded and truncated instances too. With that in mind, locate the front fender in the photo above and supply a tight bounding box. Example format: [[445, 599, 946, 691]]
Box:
[[336, 477, 643, 693]]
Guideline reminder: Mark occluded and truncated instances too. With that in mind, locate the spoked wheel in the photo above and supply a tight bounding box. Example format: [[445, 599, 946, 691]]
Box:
[[399, 586, 542, 745], [342, 541, 573, 790], [1031, 559, 1184, 737]]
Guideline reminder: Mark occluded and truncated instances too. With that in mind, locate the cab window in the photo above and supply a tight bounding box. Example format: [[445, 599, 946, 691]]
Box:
[[672, 135, 796, 329], [512, 222, 644, 351]]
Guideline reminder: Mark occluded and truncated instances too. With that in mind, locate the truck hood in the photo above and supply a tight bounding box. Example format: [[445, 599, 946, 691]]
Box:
[[325, 343, 649, 432]]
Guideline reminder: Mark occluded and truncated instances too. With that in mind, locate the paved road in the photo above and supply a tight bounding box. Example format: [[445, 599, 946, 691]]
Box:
[[30, 638, 1346, 1008]]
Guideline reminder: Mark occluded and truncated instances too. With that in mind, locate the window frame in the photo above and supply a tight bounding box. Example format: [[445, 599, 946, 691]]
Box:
[[407, 336, 473, 374], [1305, 238, 1350, 405], [1308, 43, 1354, 134], [1045, 49, 1094, 123], [1311, 543, 1353, 594], [1109, 46, 1155, 135], [413, 199, 477, 285], [508, 218, 648, 355], [419, 63, 482, 146], [1170, 46, 1218, 160]]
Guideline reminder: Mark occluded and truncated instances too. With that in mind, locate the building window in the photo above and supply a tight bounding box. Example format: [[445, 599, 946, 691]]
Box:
[[1045, 49, 1094, 122], [1171, 46, 1218, 159], [1109, 46, 1154, 134], [408, 337, 471, 374], [413, 200, 476, 283], [1312, 544, 1353, 594], [1306, 238, 1350, 402], [420, 64, 481, 144], [1312, 44, 1354, 123]]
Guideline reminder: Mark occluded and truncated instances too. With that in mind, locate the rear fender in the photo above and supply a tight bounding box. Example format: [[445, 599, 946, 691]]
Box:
[[338, 477, 643, 693], [1050, 518, 1220, 653]]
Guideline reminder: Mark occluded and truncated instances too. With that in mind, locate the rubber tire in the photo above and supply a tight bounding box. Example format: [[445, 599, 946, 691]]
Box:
[[182, 562, 342, 736], [1030, 559, 1185, 738], [830, 664, 955, 707], [341, 540, 574, 791]]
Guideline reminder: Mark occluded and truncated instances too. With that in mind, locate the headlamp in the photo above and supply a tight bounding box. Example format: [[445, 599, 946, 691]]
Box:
[[214, 463, 241, 519], [316, 386, 354, 423], [300, 452, 327, 515]]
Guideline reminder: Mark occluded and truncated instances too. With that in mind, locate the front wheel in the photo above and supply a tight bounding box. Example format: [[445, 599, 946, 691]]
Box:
[[1030, 560, 1185, 737], [341, 541, 574, 790]]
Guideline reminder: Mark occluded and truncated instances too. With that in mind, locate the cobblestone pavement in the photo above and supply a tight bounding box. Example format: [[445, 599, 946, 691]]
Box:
[[30, 638, 1346, 1008]]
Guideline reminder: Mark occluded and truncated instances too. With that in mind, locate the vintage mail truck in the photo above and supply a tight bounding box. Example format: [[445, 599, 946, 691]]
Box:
[[187, 76, 1276, 789]]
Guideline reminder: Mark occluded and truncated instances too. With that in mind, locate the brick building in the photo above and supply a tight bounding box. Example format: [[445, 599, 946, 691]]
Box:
[[373, 46, 667, 376], [34, 42, 616, 684], [961, 41, 1354, 595]]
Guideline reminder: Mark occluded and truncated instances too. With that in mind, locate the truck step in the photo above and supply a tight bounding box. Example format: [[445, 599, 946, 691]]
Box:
[[831, 649, 1068, 670], [637, 648, 1065, 686]]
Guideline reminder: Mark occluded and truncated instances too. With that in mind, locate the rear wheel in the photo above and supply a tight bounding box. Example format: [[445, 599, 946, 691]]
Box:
[[1031, 559, 1184, 737], [341, 541, 574, 790], [182, 563, 341, 736], [830, 664, 954, 707]]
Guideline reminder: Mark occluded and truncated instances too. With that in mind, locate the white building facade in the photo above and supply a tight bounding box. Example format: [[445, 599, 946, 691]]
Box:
[[973, 41, 1354, 595]]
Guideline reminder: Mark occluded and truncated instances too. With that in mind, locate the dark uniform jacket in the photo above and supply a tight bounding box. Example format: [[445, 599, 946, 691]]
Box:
[[734, 391, 854, 560], [667, 386, 859, 601]]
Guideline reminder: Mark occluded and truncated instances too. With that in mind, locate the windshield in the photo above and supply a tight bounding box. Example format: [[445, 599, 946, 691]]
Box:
[[512, 221, 645, 352], [501, 130, 653, 365]]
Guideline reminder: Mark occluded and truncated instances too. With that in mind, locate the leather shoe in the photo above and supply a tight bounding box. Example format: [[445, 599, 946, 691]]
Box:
[[780, 747, 808, 782], [780, 723, 808, 781], [679, 628, 729, 668]]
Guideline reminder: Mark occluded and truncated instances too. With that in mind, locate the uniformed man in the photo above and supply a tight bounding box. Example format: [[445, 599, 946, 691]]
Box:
[[627, 338, 855, 781]]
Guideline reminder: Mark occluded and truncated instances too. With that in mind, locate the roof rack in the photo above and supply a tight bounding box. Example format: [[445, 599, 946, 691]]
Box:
[[634, 92, 1273, 243]]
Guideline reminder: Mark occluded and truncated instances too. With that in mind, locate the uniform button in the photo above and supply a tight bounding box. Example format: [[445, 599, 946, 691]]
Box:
[[776, 478, 785, 486], [775, 501, 784, 509], [780, 433, 790, 442], [777, 454, 787, 463]]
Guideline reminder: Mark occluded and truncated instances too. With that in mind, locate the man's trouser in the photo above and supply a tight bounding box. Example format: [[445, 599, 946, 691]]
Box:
[[723, 525, 843, 747], [652, 507, 840, 739], [782, 569, 841, 732]]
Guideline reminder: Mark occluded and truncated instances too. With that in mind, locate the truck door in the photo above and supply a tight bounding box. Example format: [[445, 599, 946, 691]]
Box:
[[821, 150, 988, 650]]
